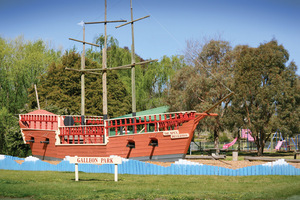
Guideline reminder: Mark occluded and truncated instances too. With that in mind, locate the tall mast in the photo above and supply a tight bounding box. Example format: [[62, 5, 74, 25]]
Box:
[[68, 22, 100, 117], [116, 0, 151, 117], [102, 0, 108, 119], [81, 24, 85, 116], [130, 0, 136, 116], [84, 0, 126, 119], [67, 0, 157, 118]]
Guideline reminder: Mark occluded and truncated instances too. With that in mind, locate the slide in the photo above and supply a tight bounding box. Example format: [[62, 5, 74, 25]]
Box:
[[275, 140, 284, 150], [241, 129, 255, 141], [223, 137, 238, 149]]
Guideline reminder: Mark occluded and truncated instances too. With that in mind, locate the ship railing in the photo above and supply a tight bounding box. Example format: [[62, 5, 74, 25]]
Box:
[[58, 124, 105, 145], [19, 114, 58, 130], [19, 114, 104, 131], [60, 115, 104, 126], [105, 111, 196, 136]]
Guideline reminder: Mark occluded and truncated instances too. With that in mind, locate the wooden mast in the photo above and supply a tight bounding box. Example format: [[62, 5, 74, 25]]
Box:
[[81, 25, 85, 116], [103, 0, 108, 120], [67, 0, 157, 118], [68, 22, 100, 118], [68, 0, 126, 119], [116, 0, 151, 117], [130, 0, 136, 117], [84, 1, 126, 119]]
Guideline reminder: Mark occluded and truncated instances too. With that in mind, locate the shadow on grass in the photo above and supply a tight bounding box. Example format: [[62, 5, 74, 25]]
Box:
[[71, 178, 123, 182]]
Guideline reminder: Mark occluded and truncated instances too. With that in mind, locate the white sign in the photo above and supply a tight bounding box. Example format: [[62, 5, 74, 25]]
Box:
[[163, 130, 189, 139], [163, 130, 179, 136], [69, 156, 122, 164], [171, 133, 189, 139], [70, 156, 122, 182]]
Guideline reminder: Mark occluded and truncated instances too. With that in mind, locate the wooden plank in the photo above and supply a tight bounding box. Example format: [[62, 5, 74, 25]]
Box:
[[204, 91, 234, 113], [69, 38, 99, 47], [82, 59, 158, 71], [115, 15, 150, 28], [185, 155, 226, 160], [85, 20, 127, 24], [244, 156, 300, 163], [65, 67, 101, 75]]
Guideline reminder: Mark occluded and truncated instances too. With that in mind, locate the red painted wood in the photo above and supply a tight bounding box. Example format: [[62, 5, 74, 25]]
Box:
[[19, 111, 217, 160]]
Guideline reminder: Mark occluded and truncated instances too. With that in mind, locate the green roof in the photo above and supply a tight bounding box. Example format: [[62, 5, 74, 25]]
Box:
[[113, 106, 169, 119]]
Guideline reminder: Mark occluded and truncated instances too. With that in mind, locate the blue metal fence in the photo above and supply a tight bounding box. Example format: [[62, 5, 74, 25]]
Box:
[[0, 155, 299, 176]]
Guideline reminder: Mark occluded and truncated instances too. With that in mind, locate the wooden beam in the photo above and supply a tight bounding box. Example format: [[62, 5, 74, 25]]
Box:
[[69, 38, 100, 47], [204, 91, 235, 113], [81, 59, 158, 72], [115, 15, 150, 28], [65, 67, 101, 75], [81, 26, 86, 116], [85, 20, 127, 24], [186, 155, 226, 160], [102, 0, 108, 119], [244, 156, 300, 163], [34, 84, 40, 110]]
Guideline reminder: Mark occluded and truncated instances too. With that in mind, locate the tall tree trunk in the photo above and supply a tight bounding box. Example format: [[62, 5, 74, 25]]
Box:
[[214, 117, 220, 154], [237, 128, 241, 151], [257, 132, 265, 156]]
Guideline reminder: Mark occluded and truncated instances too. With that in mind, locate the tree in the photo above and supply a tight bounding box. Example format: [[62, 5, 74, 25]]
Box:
[[230, 40, 299, 155], [136, 55, 186, 110], [0, 36, 61, 114], [28, 51, 131, 118], [166, 39, 234, 149], [87, 35, 185, 111], [0, 107, 31, 157], [0, 36, 60, 157]]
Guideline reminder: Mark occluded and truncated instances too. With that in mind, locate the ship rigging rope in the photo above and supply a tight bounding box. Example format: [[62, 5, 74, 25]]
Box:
[[136, 1, 232, 93]]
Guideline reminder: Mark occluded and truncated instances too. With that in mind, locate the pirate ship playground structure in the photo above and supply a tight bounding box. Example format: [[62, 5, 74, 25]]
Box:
[[19, 109, 217, 161], [19, 0, 231, 162]]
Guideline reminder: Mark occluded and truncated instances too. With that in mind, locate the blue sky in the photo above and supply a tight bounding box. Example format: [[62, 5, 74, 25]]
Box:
[[1, 0, 299, 75]]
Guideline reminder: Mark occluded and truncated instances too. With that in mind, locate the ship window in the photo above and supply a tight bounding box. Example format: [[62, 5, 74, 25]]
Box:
[[40, 138, 50, 144], [126, 140, 135, 148], [26, 137, 35, 143], [149, 138, 158, 147]]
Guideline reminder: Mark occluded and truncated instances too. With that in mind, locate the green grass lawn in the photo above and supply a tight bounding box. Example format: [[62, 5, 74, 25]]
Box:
[[1, 170, 300, 200]]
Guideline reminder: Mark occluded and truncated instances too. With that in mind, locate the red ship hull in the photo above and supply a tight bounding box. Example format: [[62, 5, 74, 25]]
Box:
[[19, 110, 216, 162]]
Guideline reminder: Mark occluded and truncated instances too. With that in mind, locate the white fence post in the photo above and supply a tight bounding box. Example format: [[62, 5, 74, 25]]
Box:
[[75, 156, 79, 181], [114, 164, 118, 182]]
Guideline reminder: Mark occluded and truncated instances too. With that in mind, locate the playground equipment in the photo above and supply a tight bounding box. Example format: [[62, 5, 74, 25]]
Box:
[[222, 137, 237, 149], [267, 132, 299, 151], [222, 129, 255, 150], [240, 129, 256, 151], [275, 140, 284, 150], [241, 129, 254, 141]]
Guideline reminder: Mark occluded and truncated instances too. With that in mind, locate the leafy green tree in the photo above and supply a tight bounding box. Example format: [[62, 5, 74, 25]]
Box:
[[230, 40, 299, 155], [0, 36, 60, 156], [28, 51, 131, 118], [271, 62, 300, 136], [0, 107, 31, 157], [87, 35, 184, 112], [0, 36, 61, 114], [166, 39, 234, 150]]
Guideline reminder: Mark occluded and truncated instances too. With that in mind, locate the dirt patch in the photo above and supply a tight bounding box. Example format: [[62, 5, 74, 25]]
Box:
[[147, 160, 300, 169], [14, 160, 60, 165], [43, 160, 61, 165], [14, 160, 24, 165]]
